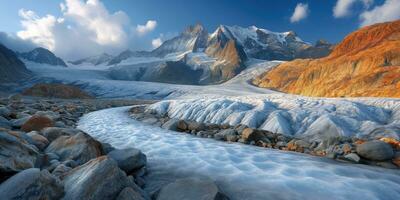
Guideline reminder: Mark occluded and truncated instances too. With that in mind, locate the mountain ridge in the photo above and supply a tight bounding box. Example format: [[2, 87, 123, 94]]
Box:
[[253, 20, 400, 97]]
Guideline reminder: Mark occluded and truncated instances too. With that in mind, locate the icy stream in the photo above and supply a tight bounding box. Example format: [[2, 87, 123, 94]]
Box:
[[78, 106, 400, 200]]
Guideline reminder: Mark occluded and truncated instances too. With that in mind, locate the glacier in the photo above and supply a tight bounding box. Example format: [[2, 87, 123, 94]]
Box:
[[78, 106, 400, 200]]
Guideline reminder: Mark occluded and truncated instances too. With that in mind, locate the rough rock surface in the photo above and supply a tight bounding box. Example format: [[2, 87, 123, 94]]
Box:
[[155, 178, 229, 200], [0, 131, 38, 176], [108, 148, 147, 174], [356, 140, 394, 161], [254, 20, 400, 97], [0, 168, 64, 200], [45, 132, 103, 165], [21, 115, 54, 132], [62, 156, 138, 200]]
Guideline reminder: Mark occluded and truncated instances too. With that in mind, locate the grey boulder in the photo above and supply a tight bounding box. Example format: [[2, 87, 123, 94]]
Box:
[[108, 148, 147, 174], [40, 127, 81, 142], [0, 168, 64, 200], [45, 132, 103, 165], [62, 156, 143, 200], [117, 187, 145, 200], [161, 118, 179, 131], [356, 140, 394, 161], [155, 178, 229, 200], [0, 131, 39, 176]]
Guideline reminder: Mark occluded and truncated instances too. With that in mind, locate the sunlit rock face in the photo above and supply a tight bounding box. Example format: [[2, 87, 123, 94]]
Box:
[[254, 20, 400, 98]]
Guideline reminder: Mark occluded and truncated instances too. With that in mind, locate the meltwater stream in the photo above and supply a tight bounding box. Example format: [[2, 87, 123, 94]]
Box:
[[78, 107, 400, 200]]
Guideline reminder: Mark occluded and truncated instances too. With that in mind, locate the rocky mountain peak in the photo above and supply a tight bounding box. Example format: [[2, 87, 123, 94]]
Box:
[[19, 47, 67, 67], [183, 23, 207, 36]]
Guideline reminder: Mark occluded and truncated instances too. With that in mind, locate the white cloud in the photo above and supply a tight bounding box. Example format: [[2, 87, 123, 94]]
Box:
[[333, 0, 375, 18], [359, 0, 400, 26], [136, 20, 157, 36], [16, 0, 158, 59], [333, 0, 357, 18], [290, 3, 309, 23], [17, 9, 57, 50], [151, 37, 162, 49], [61, 0, 129, 45]]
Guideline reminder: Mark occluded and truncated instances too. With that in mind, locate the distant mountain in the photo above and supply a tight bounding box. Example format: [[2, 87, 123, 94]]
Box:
[[107, 50, 151, 66], [19, 47, 67, 67], [0, 43, 31, 83], [254, 20, 400, 97], [151, 24, 208, 57], [69, 53, 113, 66], [105, 23, 333, 85]]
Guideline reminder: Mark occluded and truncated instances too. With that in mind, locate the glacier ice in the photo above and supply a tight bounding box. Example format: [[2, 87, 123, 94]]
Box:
[[78, 107, 400, 200]]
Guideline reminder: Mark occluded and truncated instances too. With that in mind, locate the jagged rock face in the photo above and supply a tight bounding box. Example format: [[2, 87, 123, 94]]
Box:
[[212, 25, 332, 61], [69, 53, 113, 66], [152, 24, 209, 57], [254, 20, 400, 97], [0, 44, 31, 83], [19, 47, 67, 67]]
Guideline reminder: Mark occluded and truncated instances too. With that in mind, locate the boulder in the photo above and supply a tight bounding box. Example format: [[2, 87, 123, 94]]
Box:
[[187, 121, 205, 131], [0, 106, 11, 118], [214, 129, 238, 142], [344, 153, 361, 163], [35, 110, 60, 121], [117, 187, 145, 200], [161, 118, 180, 131], [21, 115, 54, 132], [0, 168, 64, 199], [52, 164, 72, 177], [177, 120, 188, 131], [62, 156, 141, 200], [155, 178, 229, 200], [26, 131, 49, 150], [356, 140, 394, 161], [45, 132, 103, 165], [101, 142, 116, 154], [10, 116, 30, 128], [241, 128, 267, 143], [108, 148, 147, 174], [40, 127, 80, 142], [0, 131, 38, 178], [0, 116, 11, 129]]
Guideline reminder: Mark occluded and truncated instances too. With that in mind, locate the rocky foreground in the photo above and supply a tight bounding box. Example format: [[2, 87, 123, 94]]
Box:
[[0, 94, 229, 200], [131, 105, 400, 169]]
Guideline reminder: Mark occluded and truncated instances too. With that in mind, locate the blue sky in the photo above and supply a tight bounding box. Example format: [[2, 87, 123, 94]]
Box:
[[0, 0, 398, 59]]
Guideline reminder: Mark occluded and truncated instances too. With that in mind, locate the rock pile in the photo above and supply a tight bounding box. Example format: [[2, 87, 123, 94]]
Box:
[[0, 95, 151, 199], [0, 95, 230, 199], [131, 105, 400, 169]]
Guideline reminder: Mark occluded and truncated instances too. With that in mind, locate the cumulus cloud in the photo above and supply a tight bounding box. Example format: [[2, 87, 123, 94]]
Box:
[[359, 0, 400, 26], [16, 0, 158, 59], [333, 0, 357, 18], [17, 9, 58, 50], [290, 3, 309, 23], [151, 37, 162, 49], [0, 32, 37, 52], [333, 0, 374, 18], [136, 20, 157, 36]]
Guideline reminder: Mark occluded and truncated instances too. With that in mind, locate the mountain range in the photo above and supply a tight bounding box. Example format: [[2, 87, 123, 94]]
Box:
[[0, 43, 31, 83], [105, 24, 333, 84], [253, 20, 400, 97], [18, 47, 67, 67]]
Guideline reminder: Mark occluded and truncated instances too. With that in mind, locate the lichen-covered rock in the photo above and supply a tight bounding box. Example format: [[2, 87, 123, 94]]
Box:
[[0, 168, 64, 200], [40, 127, 80, 142], [45, 132, 103, 165], [21, 115, 54, 132], [155, 178, 229, 200], [26, 131, 49, 150], [356, 140, 394, 161], [0, 131, 38, 178], [108, 148, 146, 174]]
